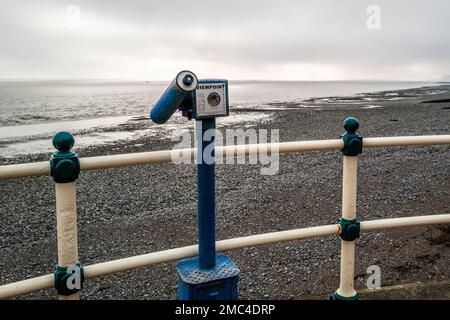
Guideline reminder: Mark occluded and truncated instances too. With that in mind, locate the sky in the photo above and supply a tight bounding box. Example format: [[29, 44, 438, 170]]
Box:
[[0, 0, 449, 81]]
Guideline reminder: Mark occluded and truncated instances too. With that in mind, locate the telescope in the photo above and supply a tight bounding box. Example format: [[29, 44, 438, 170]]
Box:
[[149, 71, 238, 300], [150, 70, 229, 123]]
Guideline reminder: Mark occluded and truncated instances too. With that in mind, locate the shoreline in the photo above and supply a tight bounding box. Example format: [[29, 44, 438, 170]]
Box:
[[0, 84, 449, 299], [1, 84, 449, 163]]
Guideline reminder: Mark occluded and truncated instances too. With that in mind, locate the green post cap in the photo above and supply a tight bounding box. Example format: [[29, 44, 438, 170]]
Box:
[[343, 117, 359, 133], [50, 132, 80, 183], [52, 131, 75, 151], [341, 117, 363, 156]]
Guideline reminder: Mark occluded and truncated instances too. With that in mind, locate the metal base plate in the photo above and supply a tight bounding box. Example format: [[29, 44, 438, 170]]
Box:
[[177, 254, 239, 285]]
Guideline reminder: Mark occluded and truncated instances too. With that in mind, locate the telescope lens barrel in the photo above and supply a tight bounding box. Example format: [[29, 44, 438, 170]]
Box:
[[150, 70, 198, 124]]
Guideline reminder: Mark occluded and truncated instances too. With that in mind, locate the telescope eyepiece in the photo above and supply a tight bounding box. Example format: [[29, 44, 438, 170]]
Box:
[[182, 75, 194, 86]]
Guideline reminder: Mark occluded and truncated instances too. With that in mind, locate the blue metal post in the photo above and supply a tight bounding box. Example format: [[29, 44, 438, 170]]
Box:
[[196, 118, 217, 269], [174, 77, 239, 300]]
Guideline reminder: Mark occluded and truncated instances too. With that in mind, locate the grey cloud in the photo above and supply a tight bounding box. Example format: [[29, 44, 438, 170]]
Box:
[[0, 0, 449, 79]]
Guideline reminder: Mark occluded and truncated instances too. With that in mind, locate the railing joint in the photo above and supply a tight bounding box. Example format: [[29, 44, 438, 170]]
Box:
[[338, 218, 361, 241], [54, 262, 84, 296]]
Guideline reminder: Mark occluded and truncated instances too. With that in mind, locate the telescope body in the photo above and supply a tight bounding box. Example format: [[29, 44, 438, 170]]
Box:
[[150, 70, 198, 124]]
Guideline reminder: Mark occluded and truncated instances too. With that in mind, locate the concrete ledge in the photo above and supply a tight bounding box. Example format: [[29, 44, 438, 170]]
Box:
[[314, 280, 450, 300]]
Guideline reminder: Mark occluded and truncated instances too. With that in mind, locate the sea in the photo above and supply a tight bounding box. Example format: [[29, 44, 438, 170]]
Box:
[[0, 80, 443, 157]]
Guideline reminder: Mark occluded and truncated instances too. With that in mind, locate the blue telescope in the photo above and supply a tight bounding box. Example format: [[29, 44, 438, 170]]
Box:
[[149, 70, 238, 300], [150, 70, 198, 124]]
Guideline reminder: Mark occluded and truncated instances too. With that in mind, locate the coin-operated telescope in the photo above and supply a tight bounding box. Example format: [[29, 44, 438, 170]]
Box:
[[149, 71, 238, 300], [150, 70, 229, 123]]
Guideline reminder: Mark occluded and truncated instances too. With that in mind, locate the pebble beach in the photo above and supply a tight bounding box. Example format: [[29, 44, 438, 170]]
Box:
[[1, 84, 449, 299]]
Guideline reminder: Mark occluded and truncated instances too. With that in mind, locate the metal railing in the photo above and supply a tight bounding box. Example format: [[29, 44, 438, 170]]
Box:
[[0, 119, 449, 300]]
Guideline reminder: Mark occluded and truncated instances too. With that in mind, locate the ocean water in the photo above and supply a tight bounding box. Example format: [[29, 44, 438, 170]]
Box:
[[0, 80, 443, 127], [0, 80, 440, 157]]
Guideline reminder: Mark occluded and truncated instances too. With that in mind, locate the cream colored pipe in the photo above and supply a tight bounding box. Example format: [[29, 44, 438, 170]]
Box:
[[86, 224, 340, 278], [80, 149, 188, 171], [360, 214, 450, 230], [55, 182, 80, 300], [337, 156, 358, 298], [0, 274, 54, 300], [0, 161, 50, 179], [1, 214, 449, 300], [0, 224, 339, 299], [79, 139, 343, 171], [0, 140, 341, 179], [364, 135, 450, 148], [1, 135, 450, 180]]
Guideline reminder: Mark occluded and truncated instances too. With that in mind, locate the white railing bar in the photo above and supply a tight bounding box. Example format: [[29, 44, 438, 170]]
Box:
[[1, 214, 449, 300], [1, 135, 450, 180], [0, 161, 49, 180], [0, 139, 342, 179], [363, 135, 450, 148], [360, 214, 450, 231], [0, 274, 55, 300]]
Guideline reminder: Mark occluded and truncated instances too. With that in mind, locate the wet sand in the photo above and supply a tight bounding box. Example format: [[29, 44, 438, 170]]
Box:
[[0, 85, 449, 299]]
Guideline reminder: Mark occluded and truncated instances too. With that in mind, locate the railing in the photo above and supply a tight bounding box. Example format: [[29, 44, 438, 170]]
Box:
[[0, 118, 449, 300]]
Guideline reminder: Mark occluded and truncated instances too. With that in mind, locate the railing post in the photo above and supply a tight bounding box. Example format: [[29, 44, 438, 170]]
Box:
[[331, 117, 362, 300], [50, 132, 84, 300]]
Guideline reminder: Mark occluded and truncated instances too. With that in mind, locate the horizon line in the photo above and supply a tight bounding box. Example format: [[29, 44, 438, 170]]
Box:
[[0, 78, 444, 83]]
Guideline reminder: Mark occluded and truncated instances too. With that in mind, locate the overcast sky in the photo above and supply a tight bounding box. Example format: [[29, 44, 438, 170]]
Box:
[[1, 0, 449, 81]]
